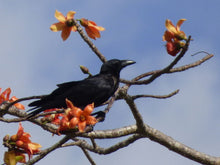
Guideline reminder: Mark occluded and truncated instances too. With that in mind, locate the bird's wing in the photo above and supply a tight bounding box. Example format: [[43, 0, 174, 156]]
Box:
[[60, 74, 117, 107], [28, 74, 117, 109], [28, 80, 80, 107]]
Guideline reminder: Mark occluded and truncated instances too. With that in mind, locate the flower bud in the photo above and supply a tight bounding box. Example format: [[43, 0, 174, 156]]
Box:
[[10, 134, 17, 142], [16, 140, 24, 147], [80, 65, 89, 74], [3, 135, 10, 142]]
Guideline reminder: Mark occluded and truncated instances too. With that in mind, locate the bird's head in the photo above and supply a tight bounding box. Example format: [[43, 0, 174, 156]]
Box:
[[100, 59, 136, 76]]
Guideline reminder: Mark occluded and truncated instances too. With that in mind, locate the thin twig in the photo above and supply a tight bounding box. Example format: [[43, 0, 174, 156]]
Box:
[[73, 19, 107, 63], [120, 51, 213, 85], [80, 147, 96, 165], [0, 117, 27, 123], [90, 138, 97, 149], [132, 89, 179, 100], [5, 95, 46, 110], [62, 134, 143, 155]]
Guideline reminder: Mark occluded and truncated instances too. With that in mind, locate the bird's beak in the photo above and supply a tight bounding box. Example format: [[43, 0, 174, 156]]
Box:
[[121, 60, 136, 68]]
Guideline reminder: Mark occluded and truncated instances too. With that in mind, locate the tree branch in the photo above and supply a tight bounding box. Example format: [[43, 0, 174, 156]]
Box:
[[25, 136, 70, 165], [120, 53, 213, 85], [73, 19, 106, 63], [132, 89, 179, 100]]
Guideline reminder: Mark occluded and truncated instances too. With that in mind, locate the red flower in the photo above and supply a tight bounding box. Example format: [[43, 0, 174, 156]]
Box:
[[0, 88, 25, 110], [58, 99, 97, 133], [163, 19, 187, 42], [10, 123, 42, 159], [79, 18, 105, 40], [50, 10, 77, 41], [162, 19, 187, 56]]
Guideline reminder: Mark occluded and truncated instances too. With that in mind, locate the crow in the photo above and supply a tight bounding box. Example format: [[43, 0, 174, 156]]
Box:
[[27, 59, 135, 118]]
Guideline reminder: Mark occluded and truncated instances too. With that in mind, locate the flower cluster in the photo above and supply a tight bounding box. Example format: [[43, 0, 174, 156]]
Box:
[[41, 108, 64, 125], [163, 19, 187, 56], [0, 87, 25, 110], [50, 10, 105, 41], [4, 123, 42, 164], [57, 99, 97, 134]]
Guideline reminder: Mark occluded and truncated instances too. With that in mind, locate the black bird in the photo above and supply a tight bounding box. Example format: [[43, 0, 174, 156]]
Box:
[[27, 59, 135, 118]]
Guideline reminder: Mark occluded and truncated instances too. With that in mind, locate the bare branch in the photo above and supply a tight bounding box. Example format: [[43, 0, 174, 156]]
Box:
[[73, 19, 106, 63], [63, 134, 143, 155], [132, 89, 179, 100], [169, 53, 213, 73], [79, 125, 137, 139], [4, 95, 46, 110], [80, 147, 96, 165], [120, 53, 213, 85], [140, 123, 220, 165]]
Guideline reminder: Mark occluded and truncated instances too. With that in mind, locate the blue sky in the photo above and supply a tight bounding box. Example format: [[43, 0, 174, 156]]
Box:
[[0, 0, 220, 164]]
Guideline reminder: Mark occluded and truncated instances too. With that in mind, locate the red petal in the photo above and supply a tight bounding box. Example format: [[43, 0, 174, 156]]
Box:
[[61, 27, 71, 41], [78, 121, 86, 132]]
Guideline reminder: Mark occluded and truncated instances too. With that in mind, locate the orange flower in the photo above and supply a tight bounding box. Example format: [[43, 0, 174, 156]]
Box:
[[0, 88, 11, 104], [162, 19, 188, 56], [50, 10, 77, 41], [163, 19, 187, 42], [79, 18, 105, 40], [58, 99, 97, 133], [0, 88, 25, 110], [10, 123, 42, 159]]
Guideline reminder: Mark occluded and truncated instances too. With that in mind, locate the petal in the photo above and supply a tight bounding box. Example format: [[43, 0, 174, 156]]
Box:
[[85, 27, 100, 39], [85, 28, 96, 39], [55, 10, 66, 23], [88, 20, 97, 26], [166, 42, 180, 56], [176, 19, 186, 31], [96, 26, 105, 31], [69, 117, 79, 128], [61, 27, 72, 41], [10, 96, 25, 110], [83, 103, 94, 116], [162, 30, 174, 41], [50, 22, 65, 32], [88, 21, 105, 31], [28, 142, 42, 153], [66, 11, 76, 20], [78, 121, 86, 132], [2, 88, 11, 100], [165, 19, 177, 34], [17, 123, 24, 138], [65, 99, 75, 110], [14, 103, 25, 110], [86, 116, 97, 125], [80, 18, 89, 27], [71, 107, 82, 118], [71, 26, 77, 32], [65, 99, 83, 117], [91, 25, 105, 31]]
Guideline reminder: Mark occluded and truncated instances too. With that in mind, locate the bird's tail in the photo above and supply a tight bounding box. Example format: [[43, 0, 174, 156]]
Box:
[[26, 107, 45, 119]]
